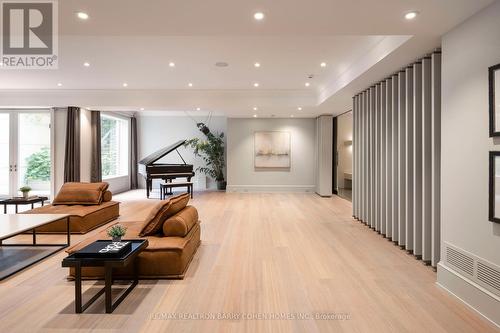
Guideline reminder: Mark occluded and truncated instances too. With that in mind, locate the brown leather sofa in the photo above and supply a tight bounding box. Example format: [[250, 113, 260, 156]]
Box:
[[66, 193, 201, 279], [23, 182, 119, 234]]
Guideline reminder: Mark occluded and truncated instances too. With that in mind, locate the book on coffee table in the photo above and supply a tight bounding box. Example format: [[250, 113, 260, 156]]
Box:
[[73, 240, 132, 258]]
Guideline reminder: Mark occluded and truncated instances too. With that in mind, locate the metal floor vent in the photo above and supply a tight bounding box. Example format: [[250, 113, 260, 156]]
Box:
[[446, 246, 474, 277], [445, 242, 500, 297]]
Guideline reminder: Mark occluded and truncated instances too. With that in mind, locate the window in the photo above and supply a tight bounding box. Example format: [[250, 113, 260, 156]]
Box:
[[101, 114, 129, 179]]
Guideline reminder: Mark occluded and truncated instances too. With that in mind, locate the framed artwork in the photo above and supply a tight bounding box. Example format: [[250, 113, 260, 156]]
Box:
[[254, 131, 291, 169], [488, 63, 500, 137], [489, 151, 500, 223]]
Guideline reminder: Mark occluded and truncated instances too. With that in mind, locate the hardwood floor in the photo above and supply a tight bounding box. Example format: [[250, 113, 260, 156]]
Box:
[[0, 190, 497, 333]]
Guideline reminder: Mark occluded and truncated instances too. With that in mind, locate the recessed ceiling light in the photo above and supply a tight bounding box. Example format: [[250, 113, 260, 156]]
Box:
[[169, 62, 175, 67], [297, 107, 302, 111], [76, 12, 89, 20], [57, 82, 62, 87], [253, 107, 258, 111], [305, 82, 310, 87], [320, 62, 327, 68], [188, 83, 193, 87], [253, 114, 258, 118], [140, 107, 145, 111], [291, 115, 295, 118], [404, 11, 419, 20], [196, 107, 201, 111], [83, 62, 90, 67], [122, 82, 128, 87], [254, 62, 261, 68], [0, 62, 4, 66], [253, 82, 259, 87], [254, 12, 265, 21]]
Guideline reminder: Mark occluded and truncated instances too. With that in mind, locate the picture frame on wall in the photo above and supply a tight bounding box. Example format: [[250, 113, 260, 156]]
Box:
[[488, 63, 500, 137], [254, 131, 291, 169], [488, 151, 500, 223]]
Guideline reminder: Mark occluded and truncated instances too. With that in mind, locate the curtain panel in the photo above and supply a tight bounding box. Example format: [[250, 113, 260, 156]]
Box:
[[130, 116, 138, 189], [352, 50, 442, 267], [64, 106, 81, 182], [90, 111, 102, 182]]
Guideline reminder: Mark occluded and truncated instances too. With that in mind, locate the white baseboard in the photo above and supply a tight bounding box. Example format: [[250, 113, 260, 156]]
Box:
[[226, 184, 315, 193], [437, 262, 500, 328]]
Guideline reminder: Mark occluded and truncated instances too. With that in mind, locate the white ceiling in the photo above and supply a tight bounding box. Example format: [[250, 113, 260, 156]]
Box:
[[0, 0, 494, 117]]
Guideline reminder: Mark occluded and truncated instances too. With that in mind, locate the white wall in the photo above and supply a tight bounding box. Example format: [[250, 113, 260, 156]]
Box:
[[227, 118, 316, 192], [137, 115, 227, 191], [337, 112, 353, 189], [315, 115, 333, 196], [438, 0, 500, 326]]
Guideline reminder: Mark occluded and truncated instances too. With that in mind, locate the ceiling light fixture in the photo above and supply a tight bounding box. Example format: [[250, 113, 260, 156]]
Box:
[[76, 12, 89, 20], [169, 62, 175, 67], [254, 12, 265, 21], [196, 107, 201, 111], [57, 83, 62, 87], [320, 62, 326, 67], [253, 107, 258, 111], [188, 83, 193, 87], [291, 115, 295, 118], [254, 62, 261, 68], [122, 82, 128, 87], [253, 114, 258, 118], [404, 11, 419, 20], [83, 62, 90, 67], [305, 82, 310, 87], [140, 107, 145, 111], [297, 107, 302, 111], [253, 82, 260, 87]]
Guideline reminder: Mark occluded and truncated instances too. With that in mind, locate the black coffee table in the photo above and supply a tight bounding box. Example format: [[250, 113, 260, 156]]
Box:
[[0, 196, 49, 214], [62, 239, 148, 313]]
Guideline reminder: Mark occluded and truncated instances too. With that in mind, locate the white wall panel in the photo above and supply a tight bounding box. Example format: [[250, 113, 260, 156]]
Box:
[[422, 56, 432, 263], [391, 75, 399, 242], [413, 62, 423, 257], [385, 78, 392, 238], [380, 82, 387, 236], [431, 52, 441, 267], [405, 66, 414, 251], [398, 70, 407, 246]]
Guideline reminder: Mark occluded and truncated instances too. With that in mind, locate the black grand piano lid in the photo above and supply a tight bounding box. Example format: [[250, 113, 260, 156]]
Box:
[[138, 139, 187, 165]]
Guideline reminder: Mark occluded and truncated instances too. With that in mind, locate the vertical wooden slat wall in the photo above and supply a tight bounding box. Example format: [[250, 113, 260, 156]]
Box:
[[352, 51, 442, 267]]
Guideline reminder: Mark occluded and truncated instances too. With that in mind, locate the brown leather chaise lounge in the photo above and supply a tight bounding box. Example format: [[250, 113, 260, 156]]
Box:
[[23, 182, 120, 234], [66, 192, 201, 279]]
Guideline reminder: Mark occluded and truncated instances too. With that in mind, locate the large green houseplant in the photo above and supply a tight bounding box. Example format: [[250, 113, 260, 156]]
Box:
[[185, 130, 226, 190]]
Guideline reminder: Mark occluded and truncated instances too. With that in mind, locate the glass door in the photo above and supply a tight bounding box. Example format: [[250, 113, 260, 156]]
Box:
[[0, 110, 52, 198], [0, 113, 10, 197], [17, 112, 51, 196]]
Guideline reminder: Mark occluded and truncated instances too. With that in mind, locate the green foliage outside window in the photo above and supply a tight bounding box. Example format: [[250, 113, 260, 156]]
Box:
[[24, 147, 50, 183]]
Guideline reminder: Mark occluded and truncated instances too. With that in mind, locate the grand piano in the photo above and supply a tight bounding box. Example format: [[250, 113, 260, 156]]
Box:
[[138, 140, 195, 198]]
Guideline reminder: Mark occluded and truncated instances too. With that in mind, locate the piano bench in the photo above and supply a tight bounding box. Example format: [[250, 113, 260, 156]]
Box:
[[160, 182, 193, 199]]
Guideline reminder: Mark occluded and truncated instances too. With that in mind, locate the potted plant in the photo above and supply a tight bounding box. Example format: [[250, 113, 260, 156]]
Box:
[[185, 130, 226, 190], [107, 224, 127, 242], [19, 186, 32, 199]]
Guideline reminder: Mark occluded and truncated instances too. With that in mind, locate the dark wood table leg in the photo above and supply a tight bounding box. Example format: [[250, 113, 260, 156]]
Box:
[[41, 200, 45, 206], [105, 264, 113, 313], [66, 217, 71, 245], [3, 204, 6, 214], [75, 262, 82, 313], [15, 204, 18, 214], [32, 229, 36, 245], [31, 203, 34, 209]]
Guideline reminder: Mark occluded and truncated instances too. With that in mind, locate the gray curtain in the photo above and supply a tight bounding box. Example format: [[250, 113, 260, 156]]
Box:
[[90, 111, 102, 182], [64, 107, 81, 182], [352, 50, 442, 267], [130, 116, 138, 189]]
